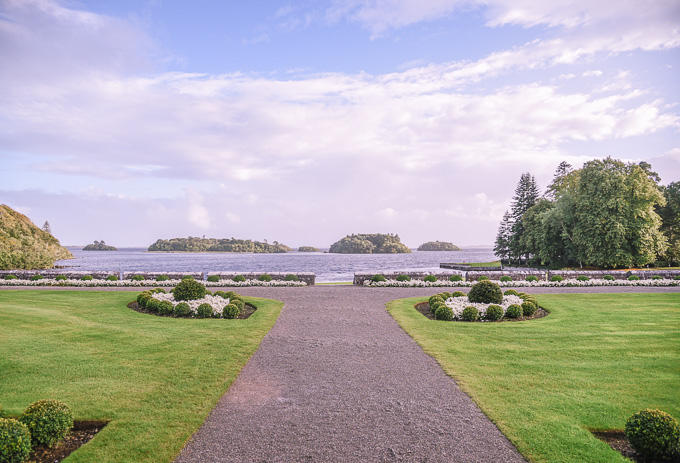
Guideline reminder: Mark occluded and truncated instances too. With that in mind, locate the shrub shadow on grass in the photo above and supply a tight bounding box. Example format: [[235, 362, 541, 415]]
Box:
[[590, 430, 642, 463]]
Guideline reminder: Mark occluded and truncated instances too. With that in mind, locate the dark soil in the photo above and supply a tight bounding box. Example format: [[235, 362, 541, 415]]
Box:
[[28, 420, 107, 463], [416, 302, 549, 321], [127, 301, 256, 319], [591, 430, 643, 462]]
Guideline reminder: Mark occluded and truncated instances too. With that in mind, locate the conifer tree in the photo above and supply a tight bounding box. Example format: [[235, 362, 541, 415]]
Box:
[[545, 161, 573, 200], [493, 210, 513, 262], [42, 221, 52, 235], [508, 173, 540, 263]]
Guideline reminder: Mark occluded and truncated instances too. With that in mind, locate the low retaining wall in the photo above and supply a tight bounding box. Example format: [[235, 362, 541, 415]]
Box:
[[0, 270, 120, 280], [467, 271, 547, 281], [122, 272, 204, 281], [628, 270, 680, 280], [207, 272, 316, 286], [547, 270, 628, 280]]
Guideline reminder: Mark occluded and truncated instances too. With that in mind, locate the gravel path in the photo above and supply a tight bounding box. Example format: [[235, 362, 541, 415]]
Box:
[[174, 286, 527, 463]]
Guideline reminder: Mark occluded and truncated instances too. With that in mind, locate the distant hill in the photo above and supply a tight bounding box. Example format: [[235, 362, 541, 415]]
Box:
[[148, 237, 292, 253], [298, 246, 321, 252], [83, 240, 117, 251], [0, 204, 73, 269], [329, 233, 411, 254], [417, 241, 462, 251]]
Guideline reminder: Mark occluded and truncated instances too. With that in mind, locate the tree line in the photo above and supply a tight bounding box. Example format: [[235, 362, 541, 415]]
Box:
[[494, 157, 679, 269]]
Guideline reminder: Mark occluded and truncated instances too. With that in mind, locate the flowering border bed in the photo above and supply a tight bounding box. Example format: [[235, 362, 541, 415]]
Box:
[[0, 278, 307, 287], [364, 278, 680, 288]]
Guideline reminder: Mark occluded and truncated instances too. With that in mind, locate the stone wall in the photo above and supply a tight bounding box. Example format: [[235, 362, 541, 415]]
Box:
[[122, 272, 204, 281], [467, 271, 547, 281], [547, 270, 629, 280], [207, 272, 316, 285], [628, 269, 680, 280], [0, 270, 120, 280]]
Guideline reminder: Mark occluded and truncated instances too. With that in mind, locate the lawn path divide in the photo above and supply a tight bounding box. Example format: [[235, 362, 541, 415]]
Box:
[[175, 286, 527, 462]]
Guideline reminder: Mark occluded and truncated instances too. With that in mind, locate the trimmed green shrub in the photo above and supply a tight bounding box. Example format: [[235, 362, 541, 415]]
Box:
[[550, 275, 563, 282], [55, 275, 67, 281], [468, 280, 503, 304], [80, 275, 93, 281], [371, 274, 386, 283], [106, 275, 118, 281], [675, 275, 680, 281], [603, 275, 614, 281], [428, 295, 445, 306], [449, 274, 463, 282], [577, 275, 589, 281], [526, 275, 538, 282], [434, 305, 454, 321], [504, 289, 519, 296], [628, 275, 640, 281], [522, 301, 537, 317], [222, 304, 240, 319], [429, 301, 444, 313], [196, 303, 213, 319], [207, 275, 220, 282], [285, 274, 299, 281], [440, 292, 452, 299], [131, 275, 145, 281], [173, 279, 207, 301], [233, 275, 246, 282], [451, 291, 465, 297], [0, 418, 32, 463], [424, 275, 437, 283], [396, 275, 411, 282], [258, 274, 272, 282], [500, 276, 512, 282], [625, 409, 680, 462], [486, 305, 503, 321], [174, 302, 191, 317], [231, 299, 245, 310], [145, 298, 159, 313], [505, 304, 523, 319], [652, 275, 662, 280], [158, 301, 174, 316], [461, 306, 479, 321], [214, 291, 228, 299], [156, 275, 169, 282], [182, 275, 194, 281], [4, 275, 17, 280], [223, 291, 238, 299], [30, 275, 43, 281], [478, 276, 490, 281], [19, 399, 73, 447], [154, 288, 166, 293]]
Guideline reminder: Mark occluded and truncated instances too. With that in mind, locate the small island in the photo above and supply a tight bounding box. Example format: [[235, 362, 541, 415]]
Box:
[[298, 246, 321, 252], [83, 240, 117, 251], [328, 233, 411, 254], [417, 241, 462, 251], [148, 237, 292, 253]]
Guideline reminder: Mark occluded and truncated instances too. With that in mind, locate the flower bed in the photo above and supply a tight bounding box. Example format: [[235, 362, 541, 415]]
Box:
[[0, 278, 307, 287], [444, 295, 525, 319], [364, 277, 680, 288]]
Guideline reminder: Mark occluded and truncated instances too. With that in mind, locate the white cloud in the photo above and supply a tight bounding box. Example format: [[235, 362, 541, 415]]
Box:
[[185, 189, 212, 230]]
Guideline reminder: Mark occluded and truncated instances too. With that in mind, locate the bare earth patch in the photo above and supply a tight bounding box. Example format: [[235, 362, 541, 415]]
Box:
[[28, 421, 107, 463], [591, 430, 643, 462]]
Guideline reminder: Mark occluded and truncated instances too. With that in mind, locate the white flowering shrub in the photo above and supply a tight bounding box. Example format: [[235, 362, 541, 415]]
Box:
[[150, 292, 231, 317], [0, 278, 307, 287], [363, 278, 680, 288], [444, 295, 525, 320]]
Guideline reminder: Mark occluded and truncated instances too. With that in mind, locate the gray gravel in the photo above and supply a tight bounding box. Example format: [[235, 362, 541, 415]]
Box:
[[174, 286, 527, 463]]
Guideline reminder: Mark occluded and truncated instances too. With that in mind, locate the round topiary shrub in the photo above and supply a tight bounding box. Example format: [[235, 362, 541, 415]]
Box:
[[81, 275, 93, 281], [440, 292, 452, 299], [173, 279, 207, 301], [257, 274, 272, 282], [181, 275, 194, 281], [4, 275, 17, 280], [500, 276, 512, 282], [526, 275, 538, 282], [628, 275, 640, 281], [145, 298, 159, 313], [521, 301, 537, 317], [231, 299, 245, 310], [196, 303, 213, 319], [424, 275, 437, 283], [505, 304, 522, 319], [156, 275, 169, 282], [106, 275, 118, 281], [30, 275, 43, 281], [675, 275, 680, 281], [285, 274, 299, 282], [478, 276, 490, 281], [19, 399, 73, 447], [486, 305, 503, 321], [233, 275, 246, 282], [504, 289, 519, 296], [652, 275, 662, 280], [174, 302, 191, 317], [429, 301, 444, 313], [461, 306, 479, 322], [468, 280, 503, 304], [55, 275, 67, 281], [603, 275, 614, 281], [449, 274, 463, 282], [451, 291, 465, 297], [371, 274, 386, 283], [207, 275, 220, 283], [428, 294, 445, 306], [158, 301, 174, 316], [396, 275, 411, 282], [625, 409, 680, 462], [577, 275, 589, 281], [550, 275, 563, 282], [224, 291, 238, 299], [434, 305, 454, 321], [222, 304, 240, 319], [131, 275, 145, 281], [214, 291, 228, 299], [0, 418, 32, 463]]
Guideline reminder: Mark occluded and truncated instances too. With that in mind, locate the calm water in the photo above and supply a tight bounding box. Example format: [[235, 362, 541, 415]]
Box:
[[56, 247, 497, 282]]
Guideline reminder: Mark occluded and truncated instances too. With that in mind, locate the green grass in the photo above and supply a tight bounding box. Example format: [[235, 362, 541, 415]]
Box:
[[0, 290, 283, 462], [387, 293, 680, 463]]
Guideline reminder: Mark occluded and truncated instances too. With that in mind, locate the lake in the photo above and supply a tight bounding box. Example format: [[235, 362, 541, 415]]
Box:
[[56, 247, 497, 283]]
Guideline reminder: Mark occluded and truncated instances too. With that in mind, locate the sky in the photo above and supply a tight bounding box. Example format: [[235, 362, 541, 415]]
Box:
[[1, 0, 679, 248]]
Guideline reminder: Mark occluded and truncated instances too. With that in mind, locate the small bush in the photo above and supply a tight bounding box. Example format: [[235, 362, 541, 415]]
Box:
[[224, 291, 239, 299], [504, 289, 519, 296], [428, 295, 445, 306], [196, 303, 213, 319], [625, 409, 680, 462], [500, 276, 512, 282], [55, 275, 67, 281], [526, 275, 538, 282], [478, 276, 490, 281], [156, 275, 169, 282], [486, 305, 503, 321], [603, 275, 614, 281], [233, 275, 246, 282], [214, 291, 228, 299], [30, 275, 43, 281], [19, 399, 73, 447], [468, 280, 503, 304], [434, 305, 454, 321], [173, 279, 207, 301], [451, 291, 465, 297], [0, 418, 32, 463], [285, 274, 299, 281], [154, 288, 166, 293], [4, 275, 17, 280], [461, 306, 479, 321], [522, 301, 537, 316], [440, 292, 452, 299], [182, 275, 194, 281], [174, 302, 191, 317], [207, 275, 220, 282], [222, 304, 240, 319], [371, 274, 386, 283], [652, 275, 662, 280], [628, 275, 640, 281], [80, 275, 93, 281], [145, 298, 159, 313], [505, 304, 523, 319], [231, 299, 245, 310], [577, 275, 589, 281], [131, 275, 145, 281], [158, 301, 174, 316], [674, 275, 680, 280], [424, 275, 437, 283], [106, 275, 118, 281], [449, 274, 463, 282], [396, 275, 411, 282], [550, 275, 563, 282], [258, 274, 273, 282], [429, 301, 444, 313]]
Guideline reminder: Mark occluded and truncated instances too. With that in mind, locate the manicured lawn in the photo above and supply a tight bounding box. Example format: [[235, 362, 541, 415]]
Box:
[[0, 290, 282, 462], [387, 293, 680, 463]]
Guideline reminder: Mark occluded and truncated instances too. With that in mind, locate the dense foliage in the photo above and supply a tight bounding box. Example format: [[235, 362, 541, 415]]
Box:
[[417, 241, 462, 251], [0, 418, 32, 463], [657, 182, 680, 266], [329, 233, 411, 254], [297, 246, 321, 252], [82, 240, 117, 251], [19, 399, 73, 447], [148, 236, 292, 253], [0, 204, 73, 270], [467, 280, 503, 304], [172, 279, 207, 301], [625, 409, 680, 462]]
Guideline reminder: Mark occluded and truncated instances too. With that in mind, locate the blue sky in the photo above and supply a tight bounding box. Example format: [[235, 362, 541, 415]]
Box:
[[1, 0, 679, 247]]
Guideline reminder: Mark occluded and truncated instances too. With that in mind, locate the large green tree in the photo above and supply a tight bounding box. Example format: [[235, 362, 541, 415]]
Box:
[[493, 210, 512, 261], [508, 172, 540, 263], [657, 181, 680, 265]]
